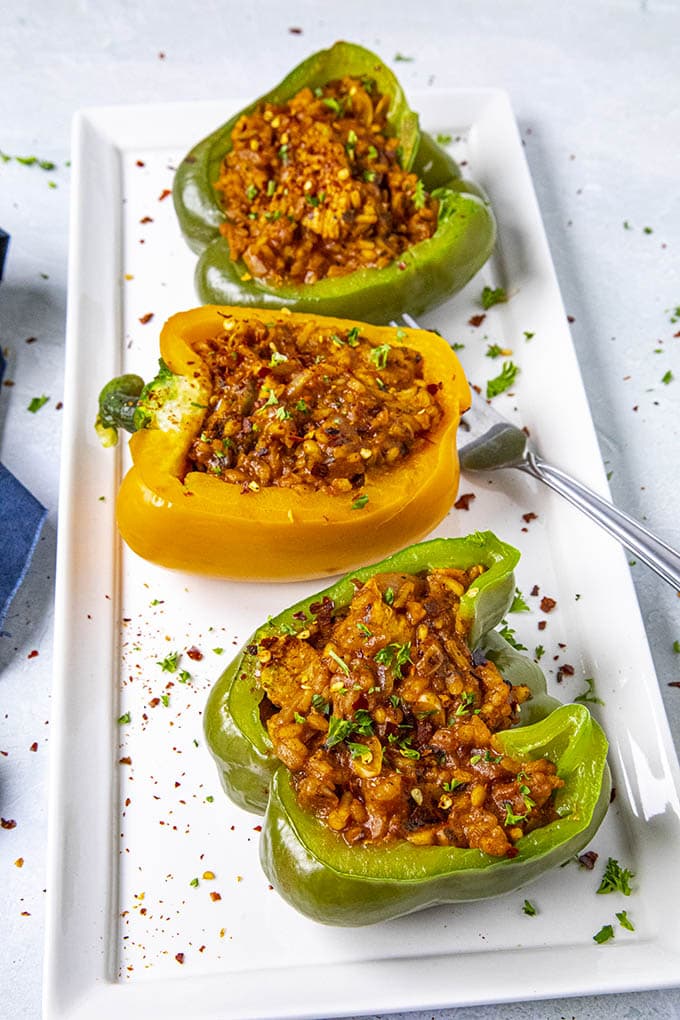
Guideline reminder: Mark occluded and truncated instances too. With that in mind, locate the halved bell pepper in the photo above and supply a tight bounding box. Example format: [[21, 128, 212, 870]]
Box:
[[173, 41, 496, 324], [204, 533, 610, 924], [96, 306, 471, 581]]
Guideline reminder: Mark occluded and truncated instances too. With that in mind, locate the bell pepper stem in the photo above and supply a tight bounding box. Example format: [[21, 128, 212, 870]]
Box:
[[95, 373, 145, 447]]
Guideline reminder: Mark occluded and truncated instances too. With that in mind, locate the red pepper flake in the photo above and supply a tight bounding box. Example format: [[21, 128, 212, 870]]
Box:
[[209, 891, 222, 902], [454, 492, 476, 511], [530, 584, 540, 596], [20, 911, 31, 917], [187, 646, 203, 661], [136, 160, 145, 167], [471, 383, 482, 395], [1, 818, 17, 829], [149, 698, 160, 708], [253, 825, 262, 832], [540, 596, 557, 613], [25, 336, 38, 344], [139, 312, 154, 325], [578, 850, 599, 870], [2, 379, 14, 387], [27, 650, 39, 659], [140, 216, 154, 224], [522, 512, 538, 524], [158, 51, 166, 60], [397, 261, 407, 271], [468, 313, 486, 328], [175, 952, 185, 964], [668, 681, 680, 689], [119, 756, 132, 765], [537, 620, 547, 631], [158, 188, 171, 201], [55, 401, 63, 410], [29, 742, 38, 752], [14, 857, 24, 867], [567, 315, 575, 323]]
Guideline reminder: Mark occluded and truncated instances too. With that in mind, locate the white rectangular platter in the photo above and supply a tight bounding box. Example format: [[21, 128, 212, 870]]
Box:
[[45, 89, 680, 1019]]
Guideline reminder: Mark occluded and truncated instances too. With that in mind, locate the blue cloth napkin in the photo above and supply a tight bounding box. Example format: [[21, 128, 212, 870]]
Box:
[[0, 308, 48, 630]]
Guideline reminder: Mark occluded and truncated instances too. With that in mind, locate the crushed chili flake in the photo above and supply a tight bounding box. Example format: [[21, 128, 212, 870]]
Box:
[[468, 314, 486, 328], [158, 188, 171, 200], [209, 891, 222, 902], [140, 216, 154, 224], [136, 160, 145, 167], [175, 952, 185, 964], [14, 857, 24, 867], [540, 596, 557, 613], [537, 620, 547, 631], [119, 756, 132, 765], [1, 818, 17, 829], [27, 650, 39, 659], [522, 512, 538, 524], [668, 681, 680, 689], [253, 824, 262, 832], [187, 646, 204, 661], [29, 742, 38, 752], [139, 312, 154, 324], [454, 492, 476, 510], [578, 850, 599, 870], [25, 336, 37, 344]]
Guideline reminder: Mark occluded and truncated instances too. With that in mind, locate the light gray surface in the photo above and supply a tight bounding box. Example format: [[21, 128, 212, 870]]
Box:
[[1, 2, 679, 1018]]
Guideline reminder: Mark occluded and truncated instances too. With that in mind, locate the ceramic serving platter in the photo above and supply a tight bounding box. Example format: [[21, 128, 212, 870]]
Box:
[[44, 90, 680, 1020]]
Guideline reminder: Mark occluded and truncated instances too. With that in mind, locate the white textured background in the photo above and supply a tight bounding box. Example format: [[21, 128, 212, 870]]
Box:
[[1, 2, 679, 1018]]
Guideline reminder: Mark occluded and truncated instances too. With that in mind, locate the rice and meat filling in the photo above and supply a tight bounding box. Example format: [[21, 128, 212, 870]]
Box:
[[255, 567, 564, 857], [188, 315, 443, 492], [214, 75, 438, 285]]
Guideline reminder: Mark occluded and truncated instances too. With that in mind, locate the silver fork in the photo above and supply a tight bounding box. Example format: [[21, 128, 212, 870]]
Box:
[[396, 313, 680, 590]]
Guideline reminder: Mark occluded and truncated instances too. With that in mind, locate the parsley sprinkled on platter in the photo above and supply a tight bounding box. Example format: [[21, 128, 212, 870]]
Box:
[[498, 620, 527, 651], [481, 285, 508, 309], [522, 899, 537, 916], [574, 676, 604, 706], [593, 924, 614, 944], [157, 651, 179, 673], [661, 370, 673, 384], [617, 909, 635, 931], [486, 361, 519, 398], [27, 395, 49, 413], [534, 644, 545, 660], [412, 179, 426, 210], [597, 857, 634, 896], [509, 588, 530, 613], [351, 494, 369, 510], [117, 712, 131, 725], [435, 133, 452, 145], [327, 649, 351, 676]]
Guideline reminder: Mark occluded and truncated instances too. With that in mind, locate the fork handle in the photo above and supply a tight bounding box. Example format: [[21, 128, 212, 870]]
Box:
[[518, 452, 680, 591]]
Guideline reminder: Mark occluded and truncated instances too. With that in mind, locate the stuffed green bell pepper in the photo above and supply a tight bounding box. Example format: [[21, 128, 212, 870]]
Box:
[[204, 532, 610, 925], [173, 41, 496, 324]]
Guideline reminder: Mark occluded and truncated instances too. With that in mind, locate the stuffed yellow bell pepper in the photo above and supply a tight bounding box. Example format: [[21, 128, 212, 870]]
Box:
[[96, 306, 471, 580]]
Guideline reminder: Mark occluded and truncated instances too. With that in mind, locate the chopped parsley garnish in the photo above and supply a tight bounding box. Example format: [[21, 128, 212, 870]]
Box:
[[534, 644, 545, 660], [574, 677, 604, 706], [412, 179, 426, 210], [522, 899, 537, 916], [442, 778, 464, 792], [117, 712, 131, 725], [27, 395, 49, 413], [293, 712, 306, 725], [661, 370, 674, 384], [327, 649, 350, 676], [593, 924, 614, 944], [481, 285, 508, 309], [399, 745, 421, 760], [486, 361, 519, 399], [455, 691, 476, 717], [161, 693, 170, 707], [346, 326, 361, 346], [374, 642, 412, 674], [322, 97, 343, 116], [266, 179, 276, 196], [325, 716, 353, 747], [347, 741, 372, 761], [352, 709, 374, 736], [509, 587, 530, 613], [394, 52, 414, 62], [673, 640, 680, 654], [435, 133, 452, 145], [295, 398, 308, 412], [158, 651, 179, 673], [357, 623, 373, 637], [597, 857, 634, 896], [189, 877, 199, 888], [616, 910, 635, 931], [269, 350, 288, 366], [351, 494, 369, 510], [497, 621, 527, 651], [178, 670, 191, 684], [503, 803, 528, 826], [245, 184, 258, 201], [346, 129, 358, 150], [369, 343, 391, 370], [384, 587, 395, 605], [278, 143, 289, 164], [485, 343, 507, 359], [311, 693, 330, 715]]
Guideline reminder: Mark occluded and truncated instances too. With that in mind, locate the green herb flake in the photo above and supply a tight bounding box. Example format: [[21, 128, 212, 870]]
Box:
[[327, 649, 351, 676], [523, 331, 535, 341], [597, 857, 634, 896], [311, 694, 330, 716], [384, 587, 395, 606], [117, 711, 131, 725], [357, 623, 373, 638], [412, 179, 426, 210], [503, 803, 528, 826], [346, 326, 361, 346], [673, 640, 680, 653], [593, 924, 614, 944], [369, 343, 391, 370], [158, 651, 179, 673], [346, 129, 358, 150], [269, 350, 288, 367], [367, 145, 378, 160], [574, 677, 604, 706], [323, 97, 342, 115], [347, 741, 371, 761], [481, 285, 508, 310], [399, 745, 420, 760], [325, 715, 353, 748], [510, 587, 530, 613], [498, 621, 527, 651], [27, 395, 49, 413], [486, 361, 519, 399], [661, 370, 673, 385], [394, 52, 414, 62], [161, 693, 170, 707], [293, 712, 306, 725], [351, 494, 369, 510], [534, 644, 545, 661], [205, 795, 214, 803], [212, 647, 224, 655], [616, 909, 635, 931], [435, 133, 452, 145], [295, 398, 308, 412], [266, 179, 276, 196], [189, 877, 199, 888], [522, 899, 537, 916], [245, 184, 258, 201]]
